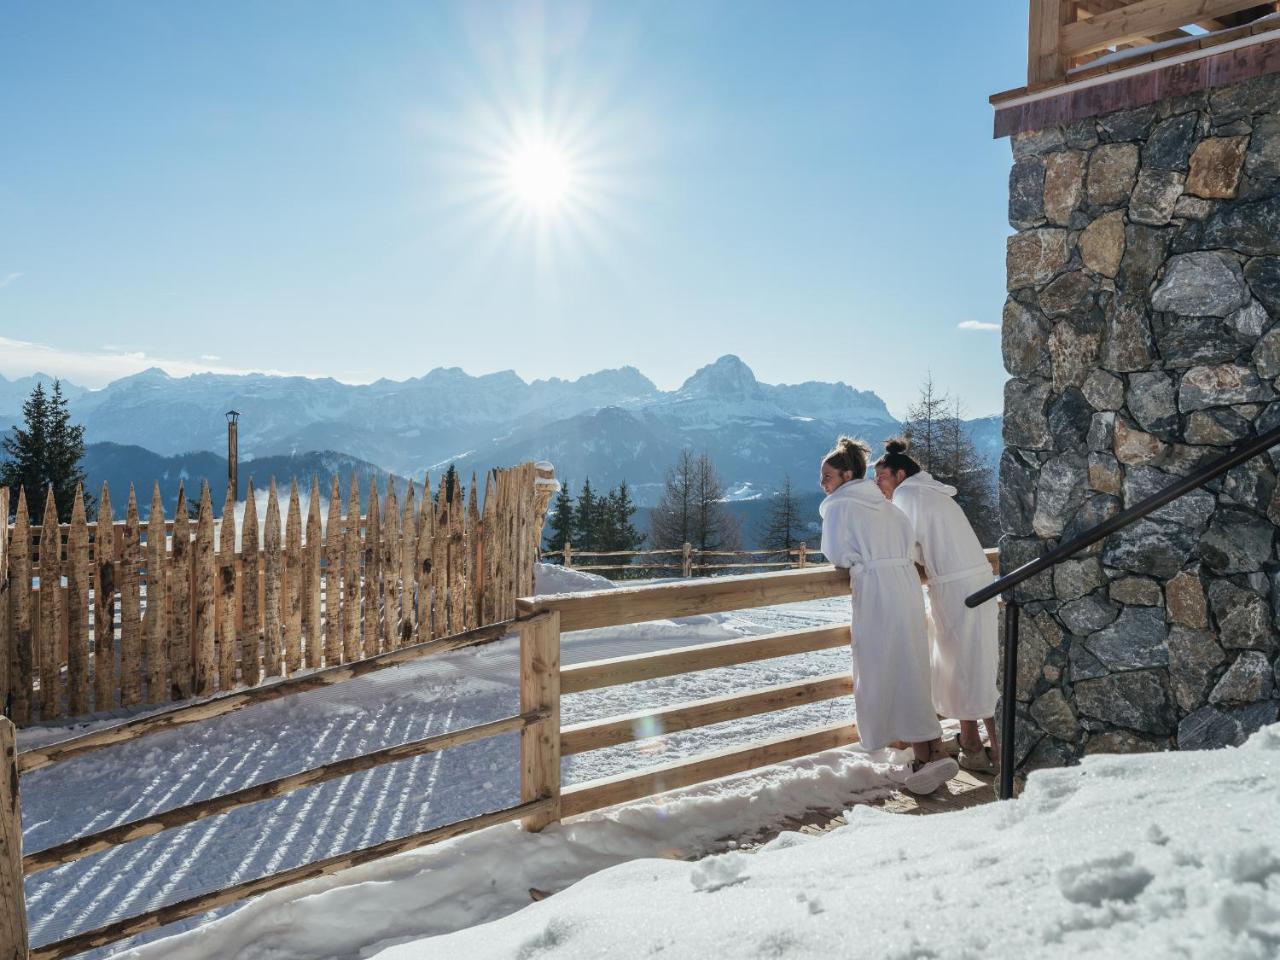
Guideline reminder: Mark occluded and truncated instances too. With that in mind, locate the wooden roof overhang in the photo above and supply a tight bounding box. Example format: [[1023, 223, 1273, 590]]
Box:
[[993, 1, 1280, 138]]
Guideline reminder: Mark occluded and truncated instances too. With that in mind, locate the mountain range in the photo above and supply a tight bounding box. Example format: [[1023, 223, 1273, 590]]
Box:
[[0, 357, 999, 508]]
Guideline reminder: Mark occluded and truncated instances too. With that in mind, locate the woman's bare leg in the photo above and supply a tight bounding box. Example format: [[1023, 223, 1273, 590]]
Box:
[[982, 716, 999, 756], [959, 719, 983, 752], [912, 738, 951, 766]]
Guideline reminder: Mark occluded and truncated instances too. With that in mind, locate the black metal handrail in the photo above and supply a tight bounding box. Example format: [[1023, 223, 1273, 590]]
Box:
[[967, 420, 1280, 800]]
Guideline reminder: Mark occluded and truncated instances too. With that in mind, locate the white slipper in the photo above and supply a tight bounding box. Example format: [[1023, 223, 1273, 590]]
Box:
[[903, 757, 959, 796]]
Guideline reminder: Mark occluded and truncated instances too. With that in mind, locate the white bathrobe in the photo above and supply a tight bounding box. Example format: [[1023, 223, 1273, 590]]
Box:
[[890, 472, 998, 721], [819, 478, 941, 751]]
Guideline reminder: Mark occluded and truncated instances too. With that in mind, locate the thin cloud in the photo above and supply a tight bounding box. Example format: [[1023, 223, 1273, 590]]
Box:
[[0, 336, 339, 389], [0, 272, 22, 289], [957, 320, 1000, 332]]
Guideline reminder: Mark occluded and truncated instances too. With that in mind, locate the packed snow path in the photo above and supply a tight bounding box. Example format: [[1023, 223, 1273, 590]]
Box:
[[19, 568, 858, 958]]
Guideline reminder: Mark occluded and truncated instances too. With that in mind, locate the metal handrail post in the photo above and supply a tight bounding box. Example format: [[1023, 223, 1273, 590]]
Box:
[[999, 600, 1019, 800]]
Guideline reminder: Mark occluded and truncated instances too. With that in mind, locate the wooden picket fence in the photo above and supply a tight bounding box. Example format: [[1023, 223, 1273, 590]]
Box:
[[0, 463, 556, 726]]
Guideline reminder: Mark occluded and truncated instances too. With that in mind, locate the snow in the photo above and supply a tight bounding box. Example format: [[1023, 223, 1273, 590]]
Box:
[[23, 562, 1277, 960], [376, 724, 1280, 960], [20, 565, 861, 958]]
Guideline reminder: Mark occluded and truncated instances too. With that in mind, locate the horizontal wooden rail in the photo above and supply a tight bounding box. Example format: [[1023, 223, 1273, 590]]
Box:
[[29, 796, 555, 960], [519, 566, 850, 632], [18, 615, 542, 774], [561, 624, 850, 695], [561, 673, 853, 755], [561, 721, 859, 818], [1059, 0, 1265, 57], [24, 710, 547, 874]]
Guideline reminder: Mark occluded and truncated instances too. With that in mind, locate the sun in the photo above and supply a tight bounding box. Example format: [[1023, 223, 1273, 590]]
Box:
[[505, 141, 573, 213]]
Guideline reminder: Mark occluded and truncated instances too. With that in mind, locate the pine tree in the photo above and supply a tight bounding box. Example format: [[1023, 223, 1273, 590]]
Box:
[[574, 478, 600, 552], [1, 379, 92, 518], [650, 450, 697, 549], [546, 481, 575, 557], [757, 474, 803, 560], [691, 452, 740, 552], [442, 464, 460, 504], [901, 378, 998, 547], [602, 481, 645, 552]]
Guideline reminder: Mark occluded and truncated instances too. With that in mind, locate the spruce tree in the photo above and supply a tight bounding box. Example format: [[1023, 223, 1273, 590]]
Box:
[[546, 481, 575, 558], [650, 450, 696, 549], [757, 474, 803, 560], [603, 481, 645, 552], [1, 379, 92, 518], [574, 478, 599, 552]]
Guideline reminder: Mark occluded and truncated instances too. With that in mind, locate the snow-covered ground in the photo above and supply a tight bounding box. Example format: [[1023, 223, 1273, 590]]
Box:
[[21, 563, 1277, 959], [395, 722, 1280, 960], [20, 565, 874, 958]]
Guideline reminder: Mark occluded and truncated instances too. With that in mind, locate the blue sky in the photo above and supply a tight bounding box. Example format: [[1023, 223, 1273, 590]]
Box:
[[0, 1, 1027, 418]]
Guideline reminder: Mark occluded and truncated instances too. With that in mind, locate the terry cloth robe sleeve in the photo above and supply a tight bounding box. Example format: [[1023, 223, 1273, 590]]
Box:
[[819, 479, 939, 751], [892, 472, 998, 721]]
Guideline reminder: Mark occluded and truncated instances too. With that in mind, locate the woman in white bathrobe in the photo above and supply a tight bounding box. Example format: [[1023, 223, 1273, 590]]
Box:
[[874, 438, 999, 772], [819, 436, 957, 795]]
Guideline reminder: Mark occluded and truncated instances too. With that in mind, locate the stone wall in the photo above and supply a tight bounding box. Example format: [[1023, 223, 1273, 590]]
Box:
[[1001, 72, 1280, 771]]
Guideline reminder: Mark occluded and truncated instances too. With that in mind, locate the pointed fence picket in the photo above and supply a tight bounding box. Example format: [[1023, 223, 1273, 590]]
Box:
[[0, 462, 552, 727]]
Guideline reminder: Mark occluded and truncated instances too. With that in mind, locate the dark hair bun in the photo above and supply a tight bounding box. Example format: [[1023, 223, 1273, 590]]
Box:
[[884, 437, 909, 455]]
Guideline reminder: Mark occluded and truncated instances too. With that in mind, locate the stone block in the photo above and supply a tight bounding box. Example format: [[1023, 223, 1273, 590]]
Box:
[[1048, 325, 1101, 394], [1109, 576, 1161, 606], [1031, 689, 1080, 742], [1043, 150, 1086, 225], [1209, 651, 1274, 705], [1144, 113, 1198, 171], [1185, 408, 1252, 446], [1082, 369, 1124, 411], [1117, 224, 1169, 295], [1166, 569, 1208, 628], [1010, 156, 1046, 228], [1177, 705, 1244, 750], [1032, 454, 1088, 538], [1244, 256, 1280, 317], [1113, 418, 1166, 466], [1179, 364, 1273, 412], [1151, 251, 1249, 317], [1122, 466, 1215, 529], [1002, 298, 1050, 377], [1129, 168, 1184, 225], [1126, 371, 1179, 436], [1075, 670, 1175, 735], [1155, 316, 1247, 368], [1200, 508, 1275, 574], [1087, 143, 1140, 206], [1102, 295, 1156, 371], [1007, 229, 1071, 290], [1186, 136, 1249, 199], [1080, 209, 1125, 277], [1101, 518, 1196, 578], [1087, 452, 1122, 496], [1203, 195, 1280, 256], [1084, 605, 1169, 672]]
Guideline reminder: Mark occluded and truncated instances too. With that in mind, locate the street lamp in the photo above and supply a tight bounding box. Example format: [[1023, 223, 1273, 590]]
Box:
[[226, 410, 240, 502]]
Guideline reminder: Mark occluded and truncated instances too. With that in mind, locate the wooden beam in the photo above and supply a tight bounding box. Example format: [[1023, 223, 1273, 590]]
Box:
[[561, 722, 859, 818], [518, 566, 850, 633], [17, 615, 538, 774], [520, 610, 561, 831], [1061, 0, 1266, 56], [561, 624, 851, 695], [23, 710, 547, 874], [1029, 0, 1069, 86], [561, 673, 854, 755], [0, 719, 28, 960], [29, 797, 556, 960]]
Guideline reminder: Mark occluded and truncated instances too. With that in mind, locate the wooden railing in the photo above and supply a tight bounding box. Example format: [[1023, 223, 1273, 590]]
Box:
[[1024, 0, 1279, 89], [0, 462, 555, 726], [0, 613, 550, 960], [545, 542, 824, 578], [0, 542, 999, 960]]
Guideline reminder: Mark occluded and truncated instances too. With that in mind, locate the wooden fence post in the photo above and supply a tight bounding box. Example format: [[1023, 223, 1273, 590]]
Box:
[[520, 610, 560, 832], [0, 716, 28, 960], [798, 542, 807, 569], [681, 542, 693, 579], [563, 541, 572, 569]]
